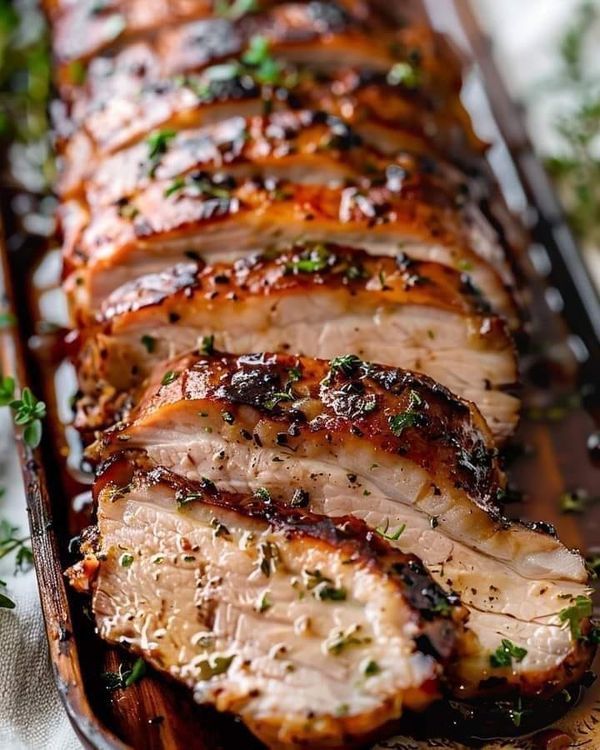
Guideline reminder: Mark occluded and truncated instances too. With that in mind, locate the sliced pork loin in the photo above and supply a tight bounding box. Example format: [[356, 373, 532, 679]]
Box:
[[61, 111, 478, 206], [67, 454, 467, 750], [55, 48, 483, 185], [62, 178, 517, 326], [51, 0, 418, 75], [95, 353, 594, 699], [76, 246, 518, 440]]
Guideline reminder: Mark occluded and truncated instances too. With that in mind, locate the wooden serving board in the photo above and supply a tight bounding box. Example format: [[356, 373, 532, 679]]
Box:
[[1, 1, 599, 748]]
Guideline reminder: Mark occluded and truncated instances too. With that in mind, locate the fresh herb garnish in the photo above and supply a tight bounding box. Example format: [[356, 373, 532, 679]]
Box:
[[328, 354, 363, 377], [284, 244, 334, 274], [490, 639, 528, 668], [242, 35, 282, 85], [161, 370, 179, 386], [256, 591, 272, 613], [119, 553, 134, 568], [326, 624, 371, 655], [210, 517, 231, 539], [215, 0, 258, 20], [146, 129, 177, 175], [101, 657, 147, 691], [140, 334, 156, 353], [559, 595, 593, 640], [363, 659, 380, 676], [388, 389, 423, 437], [375, 518, 406, 541], [254, 487, 272, 503], [508, 697, 530, 728], [257, 541, 280, 577], [200, 334, 215, 355], [197, 654, 235, 680], [303, 569, 347, 601], [387, 61, 421, 89]]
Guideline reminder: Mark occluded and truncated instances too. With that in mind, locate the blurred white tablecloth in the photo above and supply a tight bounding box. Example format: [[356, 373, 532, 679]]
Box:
[[0, 2, 595, 749], [0, 411, 80, 749]]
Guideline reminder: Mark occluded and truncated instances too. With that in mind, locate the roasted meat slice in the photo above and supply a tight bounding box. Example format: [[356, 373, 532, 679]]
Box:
[[96, 353, 594, 698], [76, 247, 518, 440], [51, 0, 392, 70], [61, 111, 475, 205], [68, 454, 466, 749], [62, 178, 516, 325], [56, 59, 482, 178]]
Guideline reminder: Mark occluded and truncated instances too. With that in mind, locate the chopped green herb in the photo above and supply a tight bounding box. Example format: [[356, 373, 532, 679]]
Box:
[[102, 657, 147, 691], [161, 370, 179, 386], [387, 61, 421, 89], [119, 553, 134, 568], [164, 176, 186, 197], [254, 487, 272, 503], [559, 595, 593, 640], [197, 654, 235, 680], [242, 35, 282, 85], [146, 129, 177, 175], [326, 624, 371, 655], [215, 0, 258, 20], [200, 334, 215, 355], [256, 591, 272, 613], [375, 518, 406, 541], [257, 541, 280, 577], [284, 244, 334, 274], [363, 659, 380, 677], [67, 60, 86, 86], [303, 569, 347, 601], [490, 639, 528, 668], [124, 658, 147, 687], [388, 389, 423, 437], [328, 354, 363, 376], [210, 518, 231, 539], [221, 410, 235, 424], [176, 491, 202, 510], [140, 335, 156, 353], [508, 697, 530, 728]]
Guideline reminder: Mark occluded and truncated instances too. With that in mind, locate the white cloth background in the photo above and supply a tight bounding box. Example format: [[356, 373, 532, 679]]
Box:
[[0, 2, 592, 748], [0, 410, 80, 749]]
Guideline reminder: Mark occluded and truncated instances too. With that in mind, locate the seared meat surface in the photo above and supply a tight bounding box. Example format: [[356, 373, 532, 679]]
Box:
[[68, 454, 466, 749], [76, 246, 518, 439], [48, 0, 596, 744], [94, 353, 593, 699], [62, 177, 516, 326]]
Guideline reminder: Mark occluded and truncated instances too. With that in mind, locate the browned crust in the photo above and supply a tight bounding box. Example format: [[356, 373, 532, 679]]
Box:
[[62, 178, 512, 297], [63, 110, 475, 205], [102, 351, 504, 510], [97, 246, 504, 328]]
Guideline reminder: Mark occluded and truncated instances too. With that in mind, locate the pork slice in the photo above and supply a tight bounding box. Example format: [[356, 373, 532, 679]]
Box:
[[62, 179, 517, 326], [67, 454, 466, 749], [95, 352, 594, 698], [77, 247, 518, 440]]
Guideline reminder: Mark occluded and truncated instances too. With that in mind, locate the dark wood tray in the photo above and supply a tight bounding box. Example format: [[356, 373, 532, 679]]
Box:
[[1, 1, 599, 748]]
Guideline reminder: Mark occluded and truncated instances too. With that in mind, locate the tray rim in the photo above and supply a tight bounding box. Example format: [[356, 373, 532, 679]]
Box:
[[0, 1, 598, 749]]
